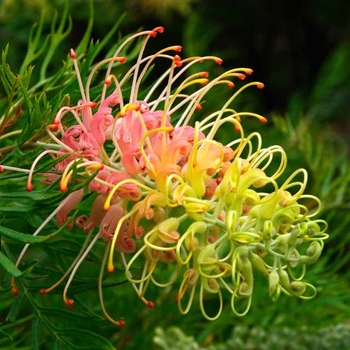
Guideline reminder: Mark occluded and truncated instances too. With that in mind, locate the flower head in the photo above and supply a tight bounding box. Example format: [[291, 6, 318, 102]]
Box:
[[8, 26, 328, 325]]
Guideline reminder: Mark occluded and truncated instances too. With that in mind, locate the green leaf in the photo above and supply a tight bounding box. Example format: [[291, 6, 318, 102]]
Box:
[[6, 292, 26, 322], [0, 221, 66, 244], [31, 316, 41, 350], [0, 250, 23, 277], [0, 45, 17, 97], [54, 328, 116, 350]]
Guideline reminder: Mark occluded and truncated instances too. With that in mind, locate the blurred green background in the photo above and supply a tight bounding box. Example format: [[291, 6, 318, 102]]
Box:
[[0, 0, 349, 349]]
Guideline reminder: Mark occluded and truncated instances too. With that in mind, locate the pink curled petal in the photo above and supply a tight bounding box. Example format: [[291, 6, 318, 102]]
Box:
[[101, 91, 120, 109], [62, 125, 83, 151], [99, 204, 127, 242], [89, 169, 111, 194], [121, 147, 142, 176], [91, 113, 114, 145], [116, 235, 136, 253], [56, 189, 84, 229], [164, 139, 192, 165], [41, 172, 60, 185], [83, 195, 107, 232], [173, 125, 205, 142]]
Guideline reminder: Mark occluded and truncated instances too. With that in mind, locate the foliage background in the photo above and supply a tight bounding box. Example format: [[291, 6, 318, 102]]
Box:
[[0, 0, 349, 349]]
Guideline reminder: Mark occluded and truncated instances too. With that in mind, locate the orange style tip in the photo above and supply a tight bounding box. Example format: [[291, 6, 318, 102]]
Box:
[[174, 295, 178, 302], [47, 124, 59, 130], [90, 102, 98, 108], [196, 104, 202, 111], [245, 68, 253, 75], [117, 320, 126, 327], [201, 79, 209, 86], [107, 265, 115, 273], [27, 184, 33, 192], [59, 186, 68, 193], [39, 289, 47, 295], [215, 58, 223, 65], [103, 201, 111, 211], [260, 117, 268, 123], [238, 74, 246, 80], [227, 82, 235, 89], [257, 83, 265, 89], [104, 79, 112, 86], [70, 49, 77, 59], [65, 299, 74, 306], [12, 287, 19, 296], [174, 45, 182, 52], [117, 57, 126, 63]]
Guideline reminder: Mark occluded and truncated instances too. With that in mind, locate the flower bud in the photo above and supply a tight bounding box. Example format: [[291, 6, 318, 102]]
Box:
[[269, 270, 280, 301], [249, 251, 268, 277], [290, 281, 307, 296], [299, 241, 322, 264]]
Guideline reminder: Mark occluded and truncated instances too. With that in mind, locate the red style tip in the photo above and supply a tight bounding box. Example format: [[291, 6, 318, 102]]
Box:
[[196, 104, 202, 111], [65, 299, 74, 306], [0, 166, 3, 172], [155, 26, 164, 33], [201, 72, 209, 78], [147, 301, 155, 308], [151, 27, 164, 37], [174, 55, 182, 67], [90, 102, 98, 108], [27, 184, 33, 192], [260, 117, 268, 123], [257, 83, 265, 89], [12, 287, 19, 296], [70, 49, 77, 59], [117, 57, 126, 63], [39, 289, 47, 295], [117, 320, 126, 327], [207, 235, 215, 243], [238, 74, 246, 80], [174, 295, 178, 302], [174, 45, 182, 52]]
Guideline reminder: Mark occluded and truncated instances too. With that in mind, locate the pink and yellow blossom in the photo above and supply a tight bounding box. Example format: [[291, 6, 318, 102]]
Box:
[[5, 26, 328, 326]]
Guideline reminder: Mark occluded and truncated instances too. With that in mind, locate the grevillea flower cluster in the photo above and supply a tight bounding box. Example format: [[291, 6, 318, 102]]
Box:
[[5, 27, 328, 326]]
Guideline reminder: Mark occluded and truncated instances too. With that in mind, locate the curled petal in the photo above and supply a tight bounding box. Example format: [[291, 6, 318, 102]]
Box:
[[56, 189, 84, 229]]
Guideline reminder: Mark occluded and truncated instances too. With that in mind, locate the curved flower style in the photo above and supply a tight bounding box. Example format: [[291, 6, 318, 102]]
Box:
[[7, 26, 328, 326]]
